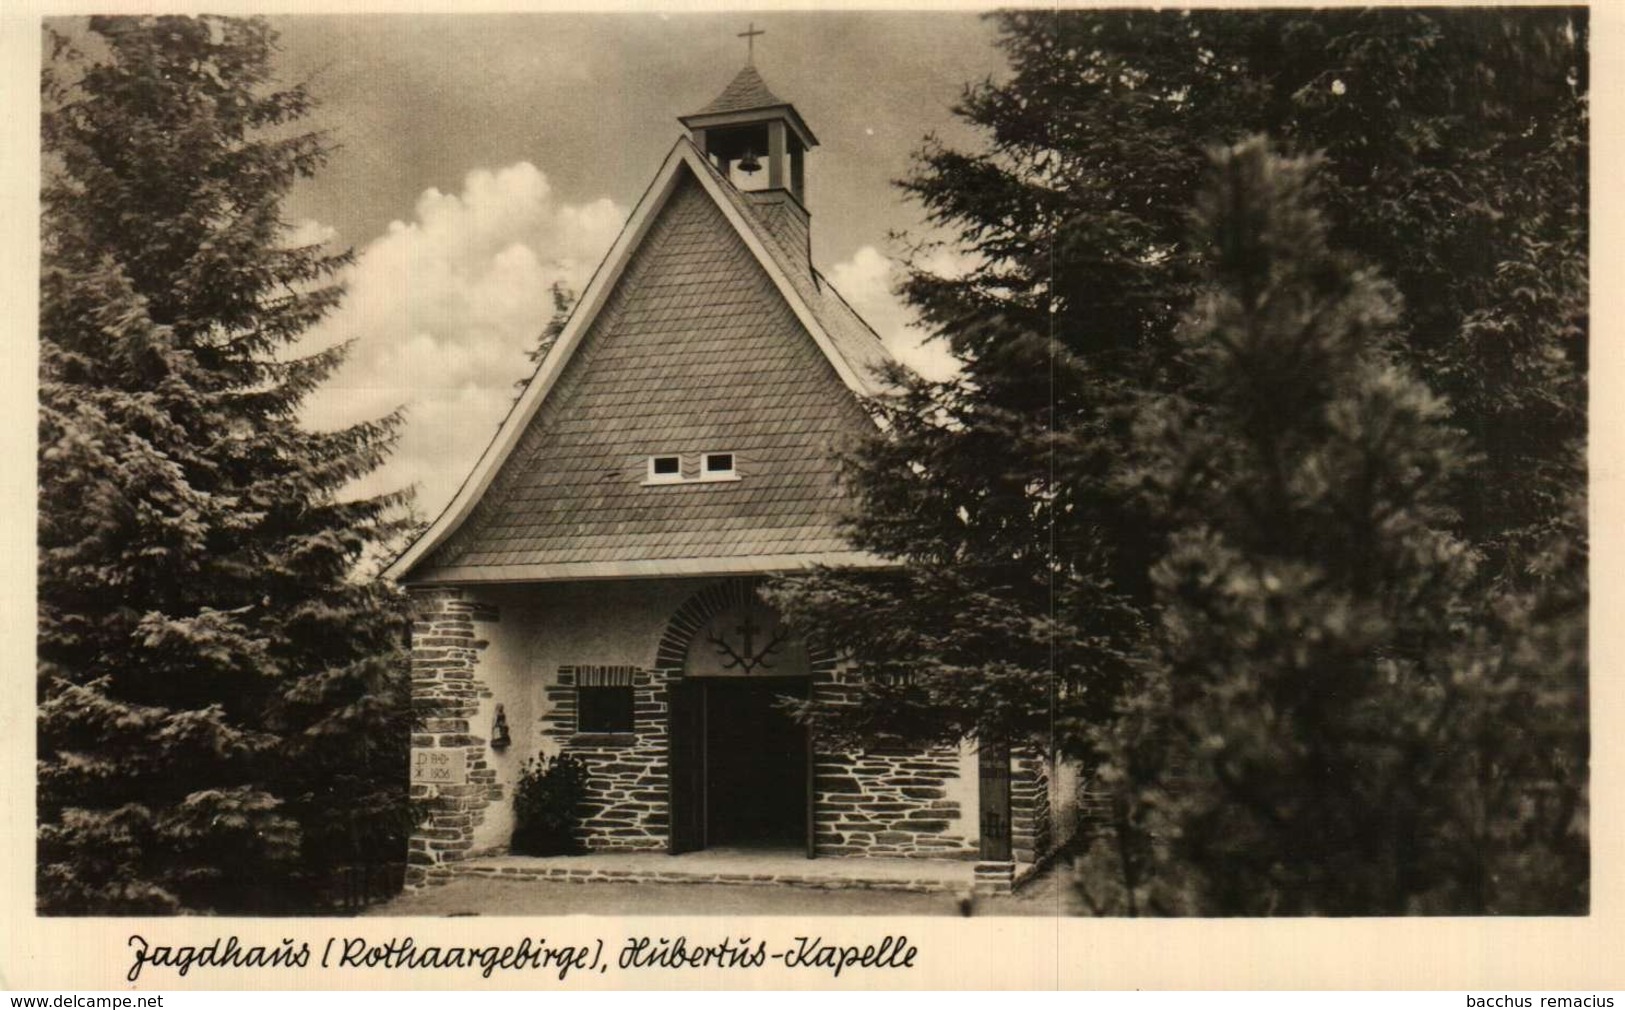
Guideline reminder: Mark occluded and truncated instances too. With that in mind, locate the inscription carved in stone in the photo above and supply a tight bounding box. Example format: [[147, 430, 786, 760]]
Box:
[[411, 747, 468, 785]]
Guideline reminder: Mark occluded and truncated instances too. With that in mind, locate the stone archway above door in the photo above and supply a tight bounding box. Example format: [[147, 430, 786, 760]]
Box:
[[654, 578, 834, 679]]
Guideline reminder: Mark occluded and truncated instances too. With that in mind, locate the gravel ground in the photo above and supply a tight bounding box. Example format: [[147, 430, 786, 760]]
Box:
[[368, 860, 1080, 918]]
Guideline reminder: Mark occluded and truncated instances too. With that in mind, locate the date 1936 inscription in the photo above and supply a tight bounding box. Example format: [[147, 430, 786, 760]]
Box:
[[410, 748, 466, 785]]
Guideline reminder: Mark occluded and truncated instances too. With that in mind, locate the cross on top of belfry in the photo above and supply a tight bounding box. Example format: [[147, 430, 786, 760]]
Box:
[[738, 22, 765, 65]]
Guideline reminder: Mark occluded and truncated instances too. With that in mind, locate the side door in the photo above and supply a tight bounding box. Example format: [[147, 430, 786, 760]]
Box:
[[977, 740, 1012, 861]]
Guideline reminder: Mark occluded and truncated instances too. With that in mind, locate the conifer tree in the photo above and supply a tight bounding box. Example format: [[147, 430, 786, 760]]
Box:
[[38, 15, 412, 913], [513, 281, 574, 400], [904, 9, 1586, 582], [1072, 140, 1585, 915], [772, 10, 1586, 881], [765, 347, 1145, 756]]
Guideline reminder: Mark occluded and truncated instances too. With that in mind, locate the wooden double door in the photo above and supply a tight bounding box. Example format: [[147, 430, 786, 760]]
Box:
[[668, 677, 812, 856]]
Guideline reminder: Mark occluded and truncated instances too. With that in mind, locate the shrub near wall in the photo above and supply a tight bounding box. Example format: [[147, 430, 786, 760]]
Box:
[[511, 754, 590, 856]]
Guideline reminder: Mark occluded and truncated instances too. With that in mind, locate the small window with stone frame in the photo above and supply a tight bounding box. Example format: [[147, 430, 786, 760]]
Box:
[[574, 668, 637, 734]]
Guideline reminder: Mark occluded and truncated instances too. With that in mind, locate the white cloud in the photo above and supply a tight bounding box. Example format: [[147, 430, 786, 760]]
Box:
[[825, 244, 968, 383], [297, 162, 625, 518], [283, 218, 339, 249]]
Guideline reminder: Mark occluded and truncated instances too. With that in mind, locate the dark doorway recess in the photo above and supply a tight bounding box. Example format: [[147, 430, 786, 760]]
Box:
[[707, 678, 808, 847], [668, 677, 809, 855]]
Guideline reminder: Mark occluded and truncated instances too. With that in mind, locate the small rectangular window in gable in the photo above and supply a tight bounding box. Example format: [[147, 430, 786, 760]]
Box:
[[646, 454, 682, 483], [701, 452, 740, 481]]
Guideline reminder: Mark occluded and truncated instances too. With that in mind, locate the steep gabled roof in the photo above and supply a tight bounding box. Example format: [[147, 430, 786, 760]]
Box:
[[385, 138, 896, 584]]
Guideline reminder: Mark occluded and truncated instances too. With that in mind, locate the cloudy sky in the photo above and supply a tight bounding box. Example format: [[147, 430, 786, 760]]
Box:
[[271, 12, 1006, 517]]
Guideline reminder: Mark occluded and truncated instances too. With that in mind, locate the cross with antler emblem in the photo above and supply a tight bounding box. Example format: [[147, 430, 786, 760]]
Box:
[[706, 607, 790, 673]]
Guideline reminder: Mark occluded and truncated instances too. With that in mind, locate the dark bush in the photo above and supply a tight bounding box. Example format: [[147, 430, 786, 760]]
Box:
[[511, 753, 589, 856]]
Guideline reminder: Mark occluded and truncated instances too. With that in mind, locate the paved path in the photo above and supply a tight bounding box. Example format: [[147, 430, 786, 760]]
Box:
[[370, 860, 1080, 917]]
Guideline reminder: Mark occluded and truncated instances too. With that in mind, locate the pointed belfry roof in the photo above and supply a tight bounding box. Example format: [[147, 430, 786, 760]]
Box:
[[383, 138, 895, 584], [679, 64, 819, 149], [696, 64, 784, 116]]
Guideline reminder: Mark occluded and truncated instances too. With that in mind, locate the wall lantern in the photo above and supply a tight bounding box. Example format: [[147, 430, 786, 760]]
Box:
[[490, 704, 512, 752]]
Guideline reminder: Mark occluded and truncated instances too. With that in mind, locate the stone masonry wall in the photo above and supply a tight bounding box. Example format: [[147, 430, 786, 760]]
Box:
[[541, 665, 671, 852], [537, 652, 979, 860], [406, 588, 501, 888], [814, 746, 977, 859], [806, 665, 976, 860], [1011, 749, 1052, 864]]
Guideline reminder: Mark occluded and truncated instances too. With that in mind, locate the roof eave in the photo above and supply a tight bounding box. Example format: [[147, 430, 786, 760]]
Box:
[[677, 105, 820, 149], [401, 551, 903, 587]]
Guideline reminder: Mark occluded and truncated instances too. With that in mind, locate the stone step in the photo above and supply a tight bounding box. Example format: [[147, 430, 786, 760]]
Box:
[[441, 856, 979, 894]]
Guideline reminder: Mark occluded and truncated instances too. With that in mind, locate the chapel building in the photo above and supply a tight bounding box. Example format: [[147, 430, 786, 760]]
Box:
[[388, 61, 1085, 893]]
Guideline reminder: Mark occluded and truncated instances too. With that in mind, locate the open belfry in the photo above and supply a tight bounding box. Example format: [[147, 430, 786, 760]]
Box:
[[387, 48, 1084, 894]]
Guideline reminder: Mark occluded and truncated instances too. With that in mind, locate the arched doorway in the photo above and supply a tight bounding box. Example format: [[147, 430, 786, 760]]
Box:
[[657, 580, 824, 857]]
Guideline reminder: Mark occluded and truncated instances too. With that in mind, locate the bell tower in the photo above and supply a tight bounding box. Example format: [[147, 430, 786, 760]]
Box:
[[678, 49, 818, 206]]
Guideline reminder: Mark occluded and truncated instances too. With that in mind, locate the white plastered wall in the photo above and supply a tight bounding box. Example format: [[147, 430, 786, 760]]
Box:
[[458, 578, 718, 852]]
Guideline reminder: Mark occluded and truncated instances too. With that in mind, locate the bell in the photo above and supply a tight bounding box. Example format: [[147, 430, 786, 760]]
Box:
[[737, 148, 762, 175]]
